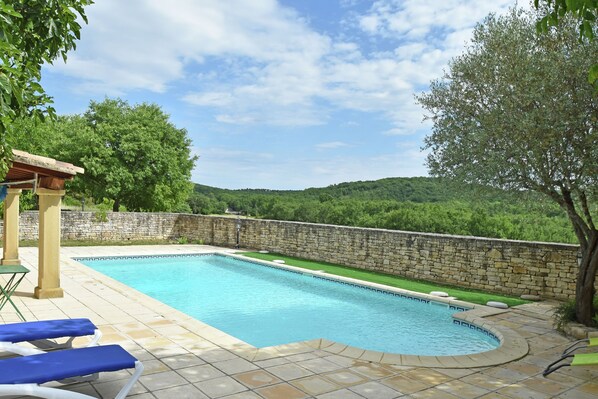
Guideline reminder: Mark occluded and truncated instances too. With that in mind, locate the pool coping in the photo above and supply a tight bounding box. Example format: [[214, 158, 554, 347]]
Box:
[[68, 250, 529, 369]]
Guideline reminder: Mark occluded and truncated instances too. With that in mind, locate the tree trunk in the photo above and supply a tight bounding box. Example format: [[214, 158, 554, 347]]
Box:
[[575, 230, 598, 326], [112, 198, 120, 212]]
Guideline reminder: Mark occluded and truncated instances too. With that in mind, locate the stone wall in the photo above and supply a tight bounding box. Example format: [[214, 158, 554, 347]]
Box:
[[14, 211, 588, 300], [202, 217, 583, 300], [18, 211, 201, 242]]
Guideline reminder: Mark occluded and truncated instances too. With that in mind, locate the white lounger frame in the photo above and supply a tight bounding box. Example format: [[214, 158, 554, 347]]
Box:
[[0, 329, 102, 356], [0, 360, 143, 399]]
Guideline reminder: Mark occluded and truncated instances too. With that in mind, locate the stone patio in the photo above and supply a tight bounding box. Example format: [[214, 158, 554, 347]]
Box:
[[3, 245, 598, 399]]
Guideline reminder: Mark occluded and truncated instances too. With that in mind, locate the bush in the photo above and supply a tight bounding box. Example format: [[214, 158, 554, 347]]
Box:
[[554, 297, 598, 331]]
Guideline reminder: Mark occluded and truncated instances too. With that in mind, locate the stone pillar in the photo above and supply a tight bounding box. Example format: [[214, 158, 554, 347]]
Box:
[[2, 188, 22, 265], [34, 188, 65, 299]]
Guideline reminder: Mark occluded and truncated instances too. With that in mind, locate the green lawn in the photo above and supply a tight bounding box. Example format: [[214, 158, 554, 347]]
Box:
[[241, 252, 529, 307]]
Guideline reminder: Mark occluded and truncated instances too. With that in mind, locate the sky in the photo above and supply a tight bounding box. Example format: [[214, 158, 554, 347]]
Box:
[[41, 0, 518, 190]]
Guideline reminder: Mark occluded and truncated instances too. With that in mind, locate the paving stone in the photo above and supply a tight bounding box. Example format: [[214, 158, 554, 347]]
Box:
[[221, 392, 263, 399], [381, 374, 430, 394], [177, 364, 225, 383], [233, 369, 281, 388], [93, 377, 148, 398], [297, 357, 344, 373], [161, 353, 205, 370], [140, 359, 170, 375], [496, 384, 552, 399], [520, 376, 569, 395], [578, 381, 598, 395], [410, 387, 461, 398], [350, 363, 395, 379], [195, 376, 248, 398], [461, 373, 510, 391], [139, 370, 189, 391], [254, 357, 289, 368], [266, 363, 313, 380], [435, 379, 491, 398], [556, 387, 598, 399], [316, 388, 365, 399], [403, 368, 453, 385], [349, 381, 402, 399], [255, 382, 309, 399], [198, 348, 241, 363], [290, 375, 341, 396], [213, 357, 259, 374], [129, 394, 156, 399], [153, 384, 208, 399], [323, 369, 369, 387]]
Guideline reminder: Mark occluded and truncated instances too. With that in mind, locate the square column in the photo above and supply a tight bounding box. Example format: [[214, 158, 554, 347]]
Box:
[[34, 188, 65, 299], [2, 188, 22, 265]]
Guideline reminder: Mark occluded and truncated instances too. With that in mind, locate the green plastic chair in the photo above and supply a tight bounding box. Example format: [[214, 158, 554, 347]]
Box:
[[562, 337, 598, 355], [543, 352, 598, 376]]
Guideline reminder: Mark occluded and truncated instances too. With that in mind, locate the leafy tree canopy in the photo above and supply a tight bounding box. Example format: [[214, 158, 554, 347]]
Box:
[[13, 98, 198, 212], [417, 8, 598, 325], [0, 0, 91, 176], [535, 0, 598, 84]]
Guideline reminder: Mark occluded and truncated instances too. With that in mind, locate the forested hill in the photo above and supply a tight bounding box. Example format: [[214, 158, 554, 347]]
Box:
[[195, 177, 485, 202], [189, 177, 577, 244]]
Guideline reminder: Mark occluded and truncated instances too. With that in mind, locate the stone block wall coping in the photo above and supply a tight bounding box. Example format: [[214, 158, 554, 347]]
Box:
[[223, 216, 580, 251]]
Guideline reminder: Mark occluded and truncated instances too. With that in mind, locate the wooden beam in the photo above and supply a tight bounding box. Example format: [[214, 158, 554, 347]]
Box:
[[38, 176, 65, 190]]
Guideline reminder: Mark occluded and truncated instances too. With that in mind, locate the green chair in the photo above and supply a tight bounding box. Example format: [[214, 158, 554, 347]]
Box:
[[562, 337, 598, 355], [543, 352, 598, 376]]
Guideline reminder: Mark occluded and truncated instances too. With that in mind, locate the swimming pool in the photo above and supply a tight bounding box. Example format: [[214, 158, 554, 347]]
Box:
[[77, 253, 499, 356]]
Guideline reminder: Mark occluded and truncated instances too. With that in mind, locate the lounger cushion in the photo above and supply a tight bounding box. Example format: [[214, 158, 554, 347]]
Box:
[[0, 319, 96, 343], [571, 353, 598, 367], [0, 345, 137, 384]]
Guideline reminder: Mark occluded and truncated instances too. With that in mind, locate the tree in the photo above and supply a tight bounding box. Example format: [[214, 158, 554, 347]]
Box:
[[0, 0, 92, 176], [535, 0, 598, 84], [57, 98, 197, 212], [417, 9, 598, 325]]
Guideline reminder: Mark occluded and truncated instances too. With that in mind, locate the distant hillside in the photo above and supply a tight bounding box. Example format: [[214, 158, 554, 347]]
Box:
[[189, 177, 576, 244], [195, 177, 500, 202]]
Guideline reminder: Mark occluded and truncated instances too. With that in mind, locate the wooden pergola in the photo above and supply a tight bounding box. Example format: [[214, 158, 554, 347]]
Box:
[[1, 150, 83, 299]]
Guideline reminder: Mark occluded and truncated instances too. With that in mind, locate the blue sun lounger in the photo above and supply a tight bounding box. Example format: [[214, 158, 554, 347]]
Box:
[[0, 344, 143, 398], [0, 318, 102, 356]]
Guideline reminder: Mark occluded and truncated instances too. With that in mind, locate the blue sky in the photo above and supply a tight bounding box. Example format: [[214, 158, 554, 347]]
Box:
[[41, 0, 517, 190]]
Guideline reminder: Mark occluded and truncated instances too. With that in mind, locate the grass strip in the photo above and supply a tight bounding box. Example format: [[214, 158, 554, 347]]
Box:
[[241, 252, 529, 307]]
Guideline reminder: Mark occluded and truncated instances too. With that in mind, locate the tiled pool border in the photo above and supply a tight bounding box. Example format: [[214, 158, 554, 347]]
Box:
[[71, 251, 529, 369]]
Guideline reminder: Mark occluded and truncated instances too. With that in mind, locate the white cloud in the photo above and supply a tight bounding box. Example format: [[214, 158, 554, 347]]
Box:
[[47, 0, 518, 133], [358, 0, 515, 40], [184, 92, 234, 107], [315, 141, 351, 150]]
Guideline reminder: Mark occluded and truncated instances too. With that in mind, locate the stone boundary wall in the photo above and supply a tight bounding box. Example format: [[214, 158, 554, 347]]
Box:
[[14, 211, 589, 300], [17, 211, 200, 242]]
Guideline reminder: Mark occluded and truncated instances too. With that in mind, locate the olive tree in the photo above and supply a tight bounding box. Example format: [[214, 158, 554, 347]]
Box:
[[0, 0, 91, 176], [417, 9, 598, 325], [535, 0, 598, 84]]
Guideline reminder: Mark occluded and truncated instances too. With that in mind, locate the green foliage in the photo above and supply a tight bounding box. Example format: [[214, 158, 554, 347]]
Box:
[[554, 300, 578, 331], [535, 0, 598, 85], [554, 297, 598, 330], [13, 98, 198, 212], [535, 0, 597, 40], [0, 0, 91, 176], [190, 177, 578, 244], [418, 7, 598, 326]]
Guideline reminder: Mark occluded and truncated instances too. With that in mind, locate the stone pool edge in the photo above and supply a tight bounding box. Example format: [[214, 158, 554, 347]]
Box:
[[68, 250, 529, 369]]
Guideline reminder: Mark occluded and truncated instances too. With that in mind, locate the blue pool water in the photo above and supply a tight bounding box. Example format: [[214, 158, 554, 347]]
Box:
[[78, 254, 499, 356]]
